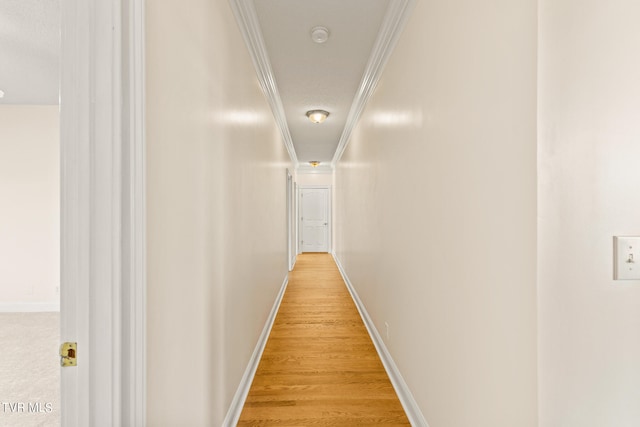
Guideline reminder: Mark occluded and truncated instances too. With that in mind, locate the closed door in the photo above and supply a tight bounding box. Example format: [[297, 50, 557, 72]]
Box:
[[300, 188, 329, 252]]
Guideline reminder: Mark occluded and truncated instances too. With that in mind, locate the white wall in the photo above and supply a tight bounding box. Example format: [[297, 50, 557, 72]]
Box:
[[538, 1, 640, 425], [334, 0, 538, 425], [296, 171, 333, 186], [0, 106, 59, 311], [145, 0, 291, 424]]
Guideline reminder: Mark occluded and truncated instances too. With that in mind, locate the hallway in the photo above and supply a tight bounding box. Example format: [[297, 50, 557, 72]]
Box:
[[238, 253, 410, 425], [143, 0, 640, 424]]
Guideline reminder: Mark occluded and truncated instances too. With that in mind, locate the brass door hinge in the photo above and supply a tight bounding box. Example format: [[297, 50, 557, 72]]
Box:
[[60, 342, 77, 367]]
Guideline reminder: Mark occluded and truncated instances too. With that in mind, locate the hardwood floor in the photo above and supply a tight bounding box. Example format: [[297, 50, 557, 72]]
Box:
[[238, 253, 410, 426]]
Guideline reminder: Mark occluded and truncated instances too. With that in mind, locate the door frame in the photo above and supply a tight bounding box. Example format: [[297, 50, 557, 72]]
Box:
[[286, 170, 296, 271], [294, 182, 299, 256], [298, 185, 332, 253], [60, 0, 146, 425]]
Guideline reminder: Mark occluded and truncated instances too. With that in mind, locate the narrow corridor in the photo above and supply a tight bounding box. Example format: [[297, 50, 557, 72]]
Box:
[[238, 253, 410, 425]]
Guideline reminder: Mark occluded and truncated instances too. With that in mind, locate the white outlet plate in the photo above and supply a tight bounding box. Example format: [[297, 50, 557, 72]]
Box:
[[614, 236, 640, 280]]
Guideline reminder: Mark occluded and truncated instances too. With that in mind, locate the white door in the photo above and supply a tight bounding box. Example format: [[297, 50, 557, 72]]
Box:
[[300, 188, 329, 252]]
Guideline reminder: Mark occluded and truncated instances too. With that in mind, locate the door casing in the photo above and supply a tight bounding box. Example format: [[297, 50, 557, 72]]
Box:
[[286, 170, 296, 270], [60, 0, 145, 424]]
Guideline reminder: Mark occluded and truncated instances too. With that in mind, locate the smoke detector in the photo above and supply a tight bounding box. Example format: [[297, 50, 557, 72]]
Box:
[[311, 26, 329, 44]]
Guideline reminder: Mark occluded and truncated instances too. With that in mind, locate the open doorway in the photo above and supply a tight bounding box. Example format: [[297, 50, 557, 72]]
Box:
[[0, 1, 61, 425]]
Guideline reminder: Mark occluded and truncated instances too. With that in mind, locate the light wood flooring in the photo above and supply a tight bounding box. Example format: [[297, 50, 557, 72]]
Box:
[[238, 253, 410, 426]]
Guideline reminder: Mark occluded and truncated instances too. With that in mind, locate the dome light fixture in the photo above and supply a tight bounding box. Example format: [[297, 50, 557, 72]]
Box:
[[0, 89, 4, 99], [311, 26, 329, 44], [309, 161, 321, 168], [306, 109, 329, 124]]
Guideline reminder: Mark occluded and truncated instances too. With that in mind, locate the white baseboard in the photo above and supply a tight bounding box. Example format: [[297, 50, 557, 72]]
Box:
[[332, 253, 429, 427], [0, 302, 60, 312], [222, 274, 289, 426]]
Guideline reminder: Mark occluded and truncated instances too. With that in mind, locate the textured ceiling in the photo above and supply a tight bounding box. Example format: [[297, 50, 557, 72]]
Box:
[[253, 0, 390, 165], [0, 0, 60, 105]]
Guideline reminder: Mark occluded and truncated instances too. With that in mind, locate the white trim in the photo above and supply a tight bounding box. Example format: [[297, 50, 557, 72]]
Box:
[[61, 0, 145, 424], [332, 253, 429, 427], [122, 0, 147, 424], [294, 181, 299, 256], [0, 303, 60, 313], [229, 0, 298, 167], [287, 170, 296, 271], [223, 275, 289, 426], [298, 185, 332, 253], [331, 0, 416, 167]]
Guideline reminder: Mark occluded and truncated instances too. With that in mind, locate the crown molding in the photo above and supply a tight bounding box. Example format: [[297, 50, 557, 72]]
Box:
[[331, 0, 416, 167], [229, 0, 299, 167]]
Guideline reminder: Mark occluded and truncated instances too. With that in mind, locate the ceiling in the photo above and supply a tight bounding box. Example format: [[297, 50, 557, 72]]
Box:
[[239, 0, 415, 171], [253, 0, 391, 168], [1, 0, 411, 170], [0, 0, 59, 105]]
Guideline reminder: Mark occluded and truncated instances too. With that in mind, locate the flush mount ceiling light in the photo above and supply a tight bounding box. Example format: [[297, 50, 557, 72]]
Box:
[[311, 26, 329, 44], [0, 89, 4, 99], [309, 161, 321, 168], [306, 109, 329, 124]]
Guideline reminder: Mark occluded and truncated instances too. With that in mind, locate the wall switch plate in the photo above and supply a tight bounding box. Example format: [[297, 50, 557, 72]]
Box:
[[614, 236, 640, 280]]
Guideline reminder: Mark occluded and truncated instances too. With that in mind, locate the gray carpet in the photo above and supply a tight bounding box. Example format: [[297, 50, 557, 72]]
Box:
[[0, 312, 60, 427]]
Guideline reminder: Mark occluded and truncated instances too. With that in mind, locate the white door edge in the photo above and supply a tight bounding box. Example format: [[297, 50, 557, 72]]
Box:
[[60, 0, 146, 425], [122, 0, 147, 424]]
